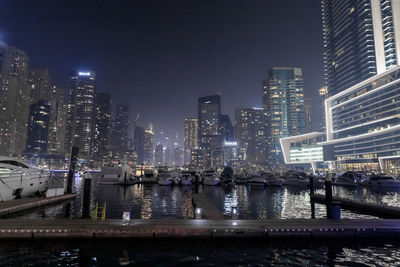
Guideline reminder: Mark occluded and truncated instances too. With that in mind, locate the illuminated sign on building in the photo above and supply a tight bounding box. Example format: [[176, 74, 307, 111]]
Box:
[[78, 72, 91, 76], [224, 141, 237, 146]]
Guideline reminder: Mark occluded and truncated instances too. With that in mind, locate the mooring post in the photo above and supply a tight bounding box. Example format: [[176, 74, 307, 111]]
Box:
[[81, 174, 91, 219], [309, 174, 315, 195], [67, 147, 79, 194], [325, 173, 333, 203], [194, 174, 199, 193]]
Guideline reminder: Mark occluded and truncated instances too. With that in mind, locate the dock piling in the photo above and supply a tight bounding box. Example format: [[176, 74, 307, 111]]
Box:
[[67, 147, 79, 194], [309, 175, 314, 195], [81, 177, 91, 219]]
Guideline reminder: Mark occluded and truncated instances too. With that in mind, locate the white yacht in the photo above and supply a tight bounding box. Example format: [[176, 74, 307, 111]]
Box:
[[261, 173, 283, 187], [157, 169, 174, 186], [333, 171, 366, 186], [0, 156, 50, 201], [180, 172, 193, 186], [361, 175, 400, 188], [100, 165, 133, 185], [202, 170, 220, 186], [246, 174, 267, 187]]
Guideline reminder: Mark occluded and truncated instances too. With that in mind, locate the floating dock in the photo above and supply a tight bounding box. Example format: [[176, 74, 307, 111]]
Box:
[[192, 193, 225, 219], [0, 194, 76, 217], [0, 219, 399, 239], [310, 194, 400, 218]]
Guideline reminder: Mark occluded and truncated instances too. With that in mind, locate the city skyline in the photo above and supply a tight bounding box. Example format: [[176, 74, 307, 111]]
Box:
[[0, 0, 324, 144]]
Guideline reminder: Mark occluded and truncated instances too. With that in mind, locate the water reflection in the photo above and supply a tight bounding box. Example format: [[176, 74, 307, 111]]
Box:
[[10, 173, 400, 220]]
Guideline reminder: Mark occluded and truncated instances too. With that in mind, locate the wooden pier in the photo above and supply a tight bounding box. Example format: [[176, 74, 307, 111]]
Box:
[[0, 194, 76, 217], [310, 194, 400, 218], [0, 219, 399, 239]]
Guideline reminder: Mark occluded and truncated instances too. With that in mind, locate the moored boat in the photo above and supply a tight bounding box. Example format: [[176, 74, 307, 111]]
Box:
[[202, 170, 220, 186], [361, 175, 400, 188], [0, 156, 50, 201]]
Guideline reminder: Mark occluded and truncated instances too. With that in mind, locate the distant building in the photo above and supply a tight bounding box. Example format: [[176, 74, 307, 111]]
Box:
[[198, 95, 222, 169], [304, 98, 312, 133], [93, 93, 112, 160], [321, 0, 400, 96], [25, 100, 51, 153], [144, 123, 154, 165], [220, 114, 234, 142], [191, 148, 204, 171], [0, 43, 30, 156], [154, 143, 164, 166], [184, 118, 198, 166], [29, 68, 66, 156], [263, 67, 305, 166], [318, 86, 328, 131], [235, 108, 266, 168], [64, 71, 96, 159], [164, 146, 172, 166], [133, 126, 145, 164], [112, 103, 130, 153]]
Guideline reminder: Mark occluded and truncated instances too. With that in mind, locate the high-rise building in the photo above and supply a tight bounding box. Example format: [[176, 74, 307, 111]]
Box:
[[184, 118, 198, 166], [112, 103, 130, 153], [235, 108, 266, 167], [64, 71, 96, 159], [93, 93, 112, 160], [0, 44, 30, 156], [263, 67, 306, 166], [220, 114, 234, 142], [29, 69, 66, 156], [154, 143, 164, 166], [133, 126, 145, 164], [198, 95, 222, 169], [25, 100, 51, 153], [321, 0, 400, 96], [144, 123, 154, 165], [318, 86, 328, 131], [304, 98, 312, 133]]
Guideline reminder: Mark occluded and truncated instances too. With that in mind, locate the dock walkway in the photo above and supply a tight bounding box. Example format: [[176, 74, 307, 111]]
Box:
[[310, 194, 400, 218], [0, 194, 76, 217], [192, 194, 224, 219], [0, 219, 399, 239]]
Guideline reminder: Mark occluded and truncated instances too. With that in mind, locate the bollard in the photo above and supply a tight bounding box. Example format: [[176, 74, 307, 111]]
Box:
[[195, 174, 199, 193], [195, 207, 202, 219], [81, 177, 91, 219], [327, 201, 341, 220], [67, 147, 79, 194], [309, 175, 315, 195], [325, 174, 333, 203]]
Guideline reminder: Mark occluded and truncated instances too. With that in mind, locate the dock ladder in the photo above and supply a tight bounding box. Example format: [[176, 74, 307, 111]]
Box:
[[93, 202, 107, 220]]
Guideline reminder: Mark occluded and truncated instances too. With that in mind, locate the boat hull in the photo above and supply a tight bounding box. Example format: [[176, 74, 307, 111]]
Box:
[[0, 172, 50, 201]]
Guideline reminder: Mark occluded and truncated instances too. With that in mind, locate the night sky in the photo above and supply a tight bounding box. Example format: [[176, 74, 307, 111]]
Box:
[[0, 0, 324, 145]]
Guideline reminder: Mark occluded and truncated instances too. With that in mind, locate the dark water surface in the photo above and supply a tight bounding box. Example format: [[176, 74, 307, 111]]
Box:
[[1, 239, 400, 266], [4, 174, 400, 265], [11, 174, 400, 220]]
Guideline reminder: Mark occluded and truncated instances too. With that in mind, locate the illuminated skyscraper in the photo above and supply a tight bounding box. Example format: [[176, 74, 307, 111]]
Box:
[[198, 95, 222, 169], [304, 98, 312, 133], [220, 114, 234, 142], [133, 126, 145, 164], [184, 118, 198, 165], [321, 0, 400, 96], [154, 143, 164, 166], [93, 93, 112, 160], [144, 123, 154, 165], [263, 67, 305, 166], [64, 71, 96, 159], [235, 108, 266, 167], [0, 43, 30, 156], [25, 100, 50, 153], [112, 103, 130, 153]]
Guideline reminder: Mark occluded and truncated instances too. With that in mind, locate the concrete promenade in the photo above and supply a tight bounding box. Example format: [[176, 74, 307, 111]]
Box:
[[310, 194, 400, 218], [0, 219, 399, 239], [0, 194, 76, 217]]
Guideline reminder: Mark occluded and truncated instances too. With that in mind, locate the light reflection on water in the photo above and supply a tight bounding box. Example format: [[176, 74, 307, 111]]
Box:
[[0, 239, 400, 266], [10, 173, 400, 220]]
